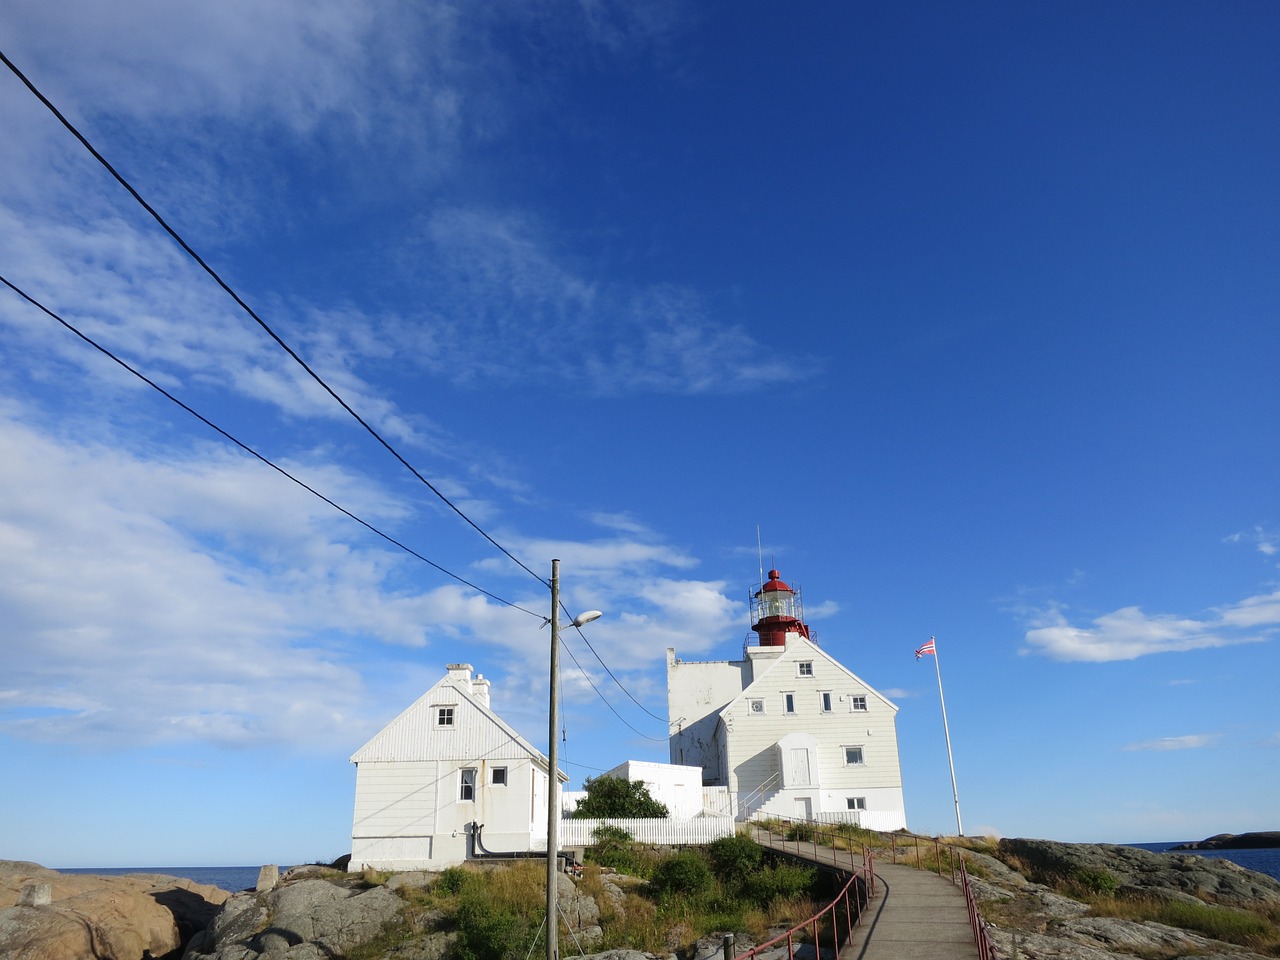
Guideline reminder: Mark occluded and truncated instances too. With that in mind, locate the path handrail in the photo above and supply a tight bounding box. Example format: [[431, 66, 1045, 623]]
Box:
[[734, 823, 875, 960], [750, 817, 1000, 960]]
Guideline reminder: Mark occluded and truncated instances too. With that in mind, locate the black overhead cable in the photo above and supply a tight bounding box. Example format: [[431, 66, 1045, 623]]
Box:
[[562, 602, 668, 723], [557, 631, 666, 742], [0, 48, 546, 589], [0, 273, 543, 620], [3, 48, 669, 750]]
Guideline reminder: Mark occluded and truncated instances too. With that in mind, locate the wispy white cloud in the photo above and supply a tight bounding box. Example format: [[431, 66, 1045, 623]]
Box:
[[1124, 734, 1218, 752], [1020, 593, 1278, 662], [404, 207, 806, 394], [0, 404, 745, 750], [1225, 525, 1279, 558]]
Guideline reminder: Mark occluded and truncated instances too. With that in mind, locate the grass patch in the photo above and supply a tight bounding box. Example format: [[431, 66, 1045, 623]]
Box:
[[355, 835, 835, 959], [1085, 895, 1280, 951]]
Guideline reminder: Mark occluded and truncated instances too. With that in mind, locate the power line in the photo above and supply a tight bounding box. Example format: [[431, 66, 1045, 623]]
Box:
[[562, 603, 668, 724], [556, 631, 666, 742], [2, 49, 673, 752], [0, 47, 546, 588], [0, 272, 543, 620]]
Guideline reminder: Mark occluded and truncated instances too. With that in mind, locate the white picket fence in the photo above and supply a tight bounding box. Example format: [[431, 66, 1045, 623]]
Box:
[[559, 816, 737, 847]]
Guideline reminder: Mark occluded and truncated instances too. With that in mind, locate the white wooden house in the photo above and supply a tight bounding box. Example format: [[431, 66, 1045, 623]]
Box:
[[667, 568, 907, 830], [349, 663, 565, 871]]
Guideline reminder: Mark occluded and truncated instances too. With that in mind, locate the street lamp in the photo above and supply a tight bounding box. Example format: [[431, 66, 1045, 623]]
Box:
[[547, 557, 602, 960]]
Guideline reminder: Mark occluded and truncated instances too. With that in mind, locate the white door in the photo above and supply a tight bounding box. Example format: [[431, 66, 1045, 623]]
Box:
[[789, 748, 811, 786], [794, 796, 812, 819]]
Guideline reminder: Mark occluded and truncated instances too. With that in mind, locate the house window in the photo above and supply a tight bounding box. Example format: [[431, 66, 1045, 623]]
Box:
[[784, 693, 795, 714], [844, 746, 864, 765], [749, 698, 765, 714], [797, 661, 814, 677], [846, 797, 867, 811], [492, 767, 507, 786], [849, 696, 868, 712], [820, 691, 833, 713], [460, 768, 476, 801], [437, 706, 455, 727]]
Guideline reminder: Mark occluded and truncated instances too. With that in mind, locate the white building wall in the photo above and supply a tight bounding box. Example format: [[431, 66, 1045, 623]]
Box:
[[602, 760, 706, 819], [670, 637, 906, 827], [666, 649, 748, 781], [349, 665, 557, 871]]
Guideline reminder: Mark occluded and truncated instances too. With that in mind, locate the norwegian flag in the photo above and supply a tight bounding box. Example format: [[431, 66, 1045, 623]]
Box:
[[915, 637, 936, 660]]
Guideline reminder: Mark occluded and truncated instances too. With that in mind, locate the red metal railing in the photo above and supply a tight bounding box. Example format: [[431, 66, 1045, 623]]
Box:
[[744, 819, 999, 960], [732, 825, 875, 960]]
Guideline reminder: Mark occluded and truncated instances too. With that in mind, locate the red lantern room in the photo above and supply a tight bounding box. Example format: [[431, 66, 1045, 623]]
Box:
[[750, 568, 811, 646]]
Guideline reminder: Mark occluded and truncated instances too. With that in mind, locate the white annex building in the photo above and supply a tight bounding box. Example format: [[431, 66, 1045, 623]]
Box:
[[349, 663, 565, 871], [667, 568, 908, 831]]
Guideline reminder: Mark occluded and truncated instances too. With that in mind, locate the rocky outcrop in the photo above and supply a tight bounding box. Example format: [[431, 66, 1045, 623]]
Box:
[[1172, 832, 1280, 851], [968, 839, 1280, 960], [998, 837, 1280, 909], [0, 860, 229, 960], [183, 877, 403, 959]]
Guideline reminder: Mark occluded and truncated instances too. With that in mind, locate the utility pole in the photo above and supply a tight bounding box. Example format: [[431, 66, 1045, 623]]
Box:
[[546, 559, 561, 960]]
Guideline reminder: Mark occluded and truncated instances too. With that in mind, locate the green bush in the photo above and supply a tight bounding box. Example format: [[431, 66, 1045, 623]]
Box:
[[785, 823, 817, 842], [436, 866, 472, 895], [585, 824, 660, 877], [573, 776, 670, 818], [452, 891, 532, 960], [707, 833, 763, 882], [745, 863, 816, 906], [648, 850, 713, 899], [1072, 868, 1120, 897]]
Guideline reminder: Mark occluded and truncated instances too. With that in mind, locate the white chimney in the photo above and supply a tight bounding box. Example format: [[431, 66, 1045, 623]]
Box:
[[472, 674, 491, 708], [446, 663, 474, 695]]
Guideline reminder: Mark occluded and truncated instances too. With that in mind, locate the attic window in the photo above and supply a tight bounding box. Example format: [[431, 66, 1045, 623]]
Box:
[[849, 696, 868, 712], [749, 699, 765, 714], [437, 706, 455, 727], [797, 661, 814, 677]]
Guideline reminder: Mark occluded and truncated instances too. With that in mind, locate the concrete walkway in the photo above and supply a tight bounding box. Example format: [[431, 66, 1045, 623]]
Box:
[[750, 830, 981, 960]]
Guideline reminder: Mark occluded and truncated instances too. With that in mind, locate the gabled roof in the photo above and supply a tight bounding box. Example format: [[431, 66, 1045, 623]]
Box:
[[722, 636, 899, 717], [351, 673, 565, 780]]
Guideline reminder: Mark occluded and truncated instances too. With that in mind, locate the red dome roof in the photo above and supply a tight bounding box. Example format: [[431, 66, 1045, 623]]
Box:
[[758, 569, 794, 594]]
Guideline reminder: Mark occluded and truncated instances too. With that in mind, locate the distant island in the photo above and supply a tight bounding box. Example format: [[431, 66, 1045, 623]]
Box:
[[1170, 831, 1280, 850]]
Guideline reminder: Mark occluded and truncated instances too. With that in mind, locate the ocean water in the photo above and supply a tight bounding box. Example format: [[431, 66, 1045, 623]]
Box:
[[61, 865, 271, 892], [1124, 842, 1280, 883]]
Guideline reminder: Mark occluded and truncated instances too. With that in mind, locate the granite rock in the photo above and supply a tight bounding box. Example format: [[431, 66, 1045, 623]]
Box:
[[0, 860, 229, 960]]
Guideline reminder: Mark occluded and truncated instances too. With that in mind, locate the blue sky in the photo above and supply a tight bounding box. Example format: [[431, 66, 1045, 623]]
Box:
[[1, 1, 1277, 867]]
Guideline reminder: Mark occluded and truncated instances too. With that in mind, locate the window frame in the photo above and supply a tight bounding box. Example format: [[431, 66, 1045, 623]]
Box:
[[820, 691, 833, 713], [748, 698, 766, 715], [843, 745, 865, 766], [784, 692, 796, 714], [849, 695, 868, 712], [846, 796, 867, 811], [491, 766, 508, 786], [436, 706, 456, 728], [460, 767, 477, 801], [797, 661, 814, 677]]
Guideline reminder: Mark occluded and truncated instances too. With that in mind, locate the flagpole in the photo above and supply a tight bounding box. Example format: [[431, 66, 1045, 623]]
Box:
[[929, 636, 964, 836]]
